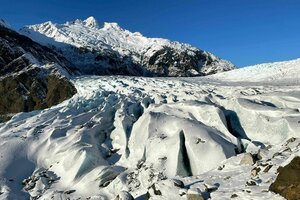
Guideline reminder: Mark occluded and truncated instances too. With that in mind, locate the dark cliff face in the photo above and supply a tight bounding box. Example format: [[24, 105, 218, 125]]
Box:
[[0, 26, 77, 122]]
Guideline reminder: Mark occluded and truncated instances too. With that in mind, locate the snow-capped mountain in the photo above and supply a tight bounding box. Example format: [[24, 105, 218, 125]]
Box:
[[0, 23, 77, 122], [0, 57, 300, 199], [20, 17, 235, 76]]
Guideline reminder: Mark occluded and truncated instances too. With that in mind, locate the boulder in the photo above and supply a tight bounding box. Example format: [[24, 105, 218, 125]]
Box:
[[186, 188, 204, 200], [172, 179, 185, 188], [240, 153, 255, 165], [114, 191, 134, 200], [269, 156, 300, 200]]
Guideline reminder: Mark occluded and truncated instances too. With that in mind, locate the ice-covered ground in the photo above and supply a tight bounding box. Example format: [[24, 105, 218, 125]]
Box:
[[205, 58, 300, 85], [0, 59, 300, 199]]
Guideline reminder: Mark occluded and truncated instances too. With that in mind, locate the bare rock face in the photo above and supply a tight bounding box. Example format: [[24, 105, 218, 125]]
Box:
[[46, 75, 76, 107], [0, 25, 77, 122], [269, 156, 300, 200]]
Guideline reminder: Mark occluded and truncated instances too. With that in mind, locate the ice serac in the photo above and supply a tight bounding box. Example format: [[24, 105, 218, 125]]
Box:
[[0, 23, 77, 122], [20, 17, 235, 77], [126, 102, 237, 177]]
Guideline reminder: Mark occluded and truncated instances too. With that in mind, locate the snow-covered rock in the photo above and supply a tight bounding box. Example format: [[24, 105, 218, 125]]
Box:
[[126, 102, 237, 176], [20, 17, 235, 77]]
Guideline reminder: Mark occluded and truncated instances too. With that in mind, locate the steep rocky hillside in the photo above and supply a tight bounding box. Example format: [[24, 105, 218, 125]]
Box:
[[0, 23, 77, 122]]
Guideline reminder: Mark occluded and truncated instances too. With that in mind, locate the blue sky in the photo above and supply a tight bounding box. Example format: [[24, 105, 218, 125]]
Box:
[[1, 0, 300, 67]]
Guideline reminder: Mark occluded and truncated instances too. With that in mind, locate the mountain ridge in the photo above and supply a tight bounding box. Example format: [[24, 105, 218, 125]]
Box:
[[20, 16, 235, 77]]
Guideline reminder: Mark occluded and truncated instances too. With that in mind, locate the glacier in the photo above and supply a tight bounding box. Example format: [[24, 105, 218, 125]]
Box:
[[0, 58, 300, 199]]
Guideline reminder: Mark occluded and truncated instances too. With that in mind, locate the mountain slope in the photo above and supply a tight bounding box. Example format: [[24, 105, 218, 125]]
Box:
[[20, 17, 235, 77], [0, 23, 77, 122]]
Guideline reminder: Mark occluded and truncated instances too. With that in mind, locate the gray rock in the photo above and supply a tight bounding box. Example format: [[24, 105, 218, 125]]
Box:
[[263, 164, 273, 173], [114, 191, 134, 200], [240, 153, 255, 165], [251, 167, 261, 177], [172, 179, 184, 188], [186, 188, 204, 200]]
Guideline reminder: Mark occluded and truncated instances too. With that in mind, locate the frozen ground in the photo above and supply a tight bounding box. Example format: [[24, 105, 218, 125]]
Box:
[[0, 59, 300, 199]]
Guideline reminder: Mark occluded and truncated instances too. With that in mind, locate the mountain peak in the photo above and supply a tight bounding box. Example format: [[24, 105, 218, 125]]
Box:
[[83, 16, 99, 28]]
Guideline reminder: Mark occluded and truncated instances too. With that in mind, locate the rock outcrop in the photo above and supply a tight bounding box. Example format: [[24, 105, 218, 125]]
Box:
[[0, 24, 77, 122], [269, 156, 300, 200], [114, 191, 134, 200]]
